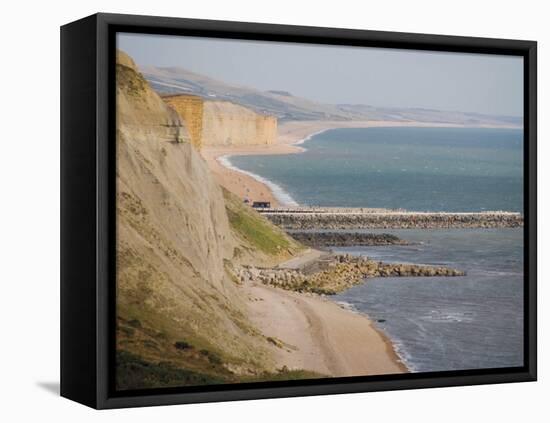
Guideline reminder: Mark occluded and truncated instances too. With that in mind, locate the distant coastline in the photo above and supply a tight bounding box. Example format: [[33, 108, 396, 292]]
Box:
[[214, 127, 336, 206], [202, 120, 522, 209]]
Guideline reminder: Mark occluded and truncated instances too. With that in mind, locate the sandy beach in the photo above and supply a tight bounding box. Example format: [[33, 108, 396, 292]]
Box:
[[201, 142, 301, 207], [239, 246, 408, 376], [243, 280, 407, 376], [201, 119, 508, 207]]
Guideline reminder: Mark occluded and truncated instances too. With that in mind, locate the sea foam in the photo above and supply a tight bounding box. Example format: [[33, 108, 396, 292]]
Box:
[[216, 128, 331, 207], [217, 155, 299, 207], [293, 128, 331, 147]]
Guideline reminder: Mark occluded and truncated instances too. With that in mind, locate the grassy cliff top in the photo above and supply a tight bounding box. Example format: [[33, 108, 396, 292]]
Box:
[[223, 188, 304, 260]]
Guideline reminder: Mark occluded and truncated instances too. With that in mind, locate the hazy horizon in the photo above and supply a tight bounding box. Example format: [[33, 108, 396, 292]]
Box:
[[118, 33, 524, 117]]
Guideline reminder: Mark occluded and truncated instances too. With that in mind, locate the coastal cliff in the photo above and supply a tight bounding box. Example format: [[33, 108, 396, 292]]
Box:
[[115, 50, 428, 388], [116, 50, 303, 389], [202, 100, 277, 147], [164, 94, 277, 149], [161, 94, 203, 149]]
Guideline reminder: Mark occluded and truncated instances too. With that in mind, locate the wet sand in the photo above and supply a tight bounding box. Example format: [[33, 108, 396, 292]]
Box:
[[201, 142, 301, 207], [241, 245, 407, 376], [243, 281, 407, 376]]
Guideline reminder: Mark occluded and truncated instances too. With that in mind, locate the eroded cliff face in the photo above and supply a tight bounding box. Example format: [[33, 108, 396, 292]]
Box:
[[164, 94, 277, 149], [162, 94, 204, 149], [115, 50, 273, 386], [202, 100, 277, 147]]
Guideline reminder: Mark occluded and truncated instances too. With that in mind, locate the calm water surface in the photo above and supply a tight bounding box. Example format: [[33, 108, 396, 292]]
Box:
[[230, 127, 523, 211]]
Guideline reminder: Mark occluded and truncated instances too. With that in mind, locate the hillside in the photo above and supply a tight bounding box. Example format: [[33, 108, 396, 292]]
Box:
[[115, 50, 304, 389], [142, 65, 522, 127], [142, 65, 355, 122]]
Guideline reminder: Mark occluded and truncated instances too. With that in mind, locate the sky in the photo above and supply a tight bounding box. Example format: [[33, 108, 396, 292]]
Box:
[[118, 33, 523, 117]]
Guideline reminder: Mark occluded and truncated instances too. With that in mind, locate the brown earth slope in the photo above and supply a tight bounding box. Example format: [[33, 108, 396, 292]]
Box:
[[115, 50, 305, 389]]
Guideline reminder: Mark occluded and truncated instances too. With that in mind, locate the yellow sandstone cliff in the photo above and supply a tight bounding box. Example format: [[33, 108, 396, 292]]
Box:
[[164, 94, 277, 149], [162, 94, 204, 149]]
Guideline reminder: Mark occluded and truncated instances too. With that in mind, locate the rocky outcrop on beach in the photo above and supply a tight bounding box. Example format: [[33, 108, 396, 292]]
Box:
[[289, 231, 408, 247], [260, 209, 524, 229], [163, 94, 277, 149], [236, 254, 465, 295]]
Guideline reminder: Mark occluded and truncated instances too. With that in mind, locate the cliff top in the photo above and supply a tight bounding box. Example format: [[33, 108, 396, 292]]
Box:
[[116, 49, 138, 70]]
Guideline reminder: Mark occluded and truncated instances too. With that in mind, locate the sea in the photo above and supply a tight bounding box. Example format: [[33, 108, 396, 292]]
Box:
[[229, 127, 524, 212], [331, 228, 524, 372], [227, 127, 525, 373]]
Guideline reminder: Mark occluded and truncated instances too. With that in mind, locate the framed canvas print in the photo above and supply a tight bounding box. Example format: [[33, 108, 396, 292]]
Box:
[[60, 13, 537, 409]]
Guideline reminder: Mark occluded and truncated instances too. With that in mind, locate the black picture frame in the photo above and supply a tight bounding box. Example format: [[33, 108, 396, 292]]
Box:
[[61, 12, 537, 409]]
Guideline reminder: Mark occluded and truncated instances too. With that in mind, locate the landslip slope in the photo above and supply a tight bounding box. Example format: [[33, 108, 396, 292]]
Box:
[[115, 50, 304, 389]]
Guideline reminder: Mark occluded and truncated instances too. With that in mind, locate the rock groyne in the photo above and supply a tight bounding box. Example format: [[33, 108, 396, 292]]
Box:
[[236, 254, 465, 295], [289, 231, 408, 247], [258, 208, 523, 229]]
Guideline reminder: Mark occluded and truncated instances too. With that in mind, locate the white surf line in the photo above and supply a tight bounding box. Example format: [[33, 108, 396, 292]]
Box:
[[217, 155, 299, 207], [292, 128, 332, 149], [216, 128, 332, 207]]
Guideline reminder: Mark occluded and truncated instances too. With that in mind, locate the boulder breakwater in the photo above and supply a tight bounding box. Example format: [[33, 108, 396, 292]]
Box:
[[257, 208, 523, 229], [289, 231, 409, 247], [235, 254, 465, 295]]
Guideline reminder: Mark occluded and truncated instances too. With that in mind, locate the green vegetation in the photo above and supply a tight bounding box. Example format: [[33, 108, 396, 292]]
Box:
[[116, 350, 325, 390], [226, 206, 289, 255], [116, 351, 225, 390], [199, 349, 223, 365], [252, 368, 324, 382], [223, 188, 302, 256], [117, 317, 323, 390]]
